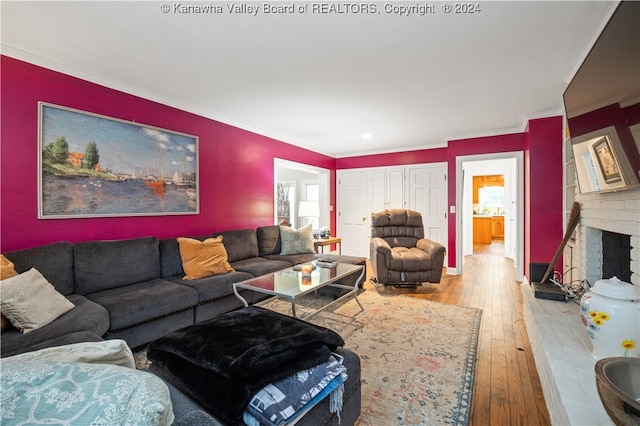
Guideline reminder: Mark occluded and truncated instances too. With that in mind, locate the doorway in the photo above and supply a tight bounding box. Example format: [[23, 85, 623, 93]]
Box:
[[273, 159, 330, 230], [455, 152, 524, 281]]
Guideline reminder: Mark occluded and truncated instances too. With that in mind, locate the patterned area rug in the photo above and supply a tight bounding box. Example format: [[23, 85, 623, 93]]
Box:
[[135, 281, 482, 425], [262, 282, 482, 426]]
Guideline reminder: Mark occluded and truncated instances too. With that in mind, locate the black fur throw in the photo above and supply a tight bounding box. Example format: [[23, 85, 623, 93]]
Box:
[[147, 306, 345, 424]]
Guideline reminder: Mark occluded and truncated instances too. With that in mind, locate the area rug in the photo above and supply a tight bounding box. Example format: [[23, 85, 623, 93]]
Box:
[[135, 282, 482, 425], [259, 282, 482, 426]]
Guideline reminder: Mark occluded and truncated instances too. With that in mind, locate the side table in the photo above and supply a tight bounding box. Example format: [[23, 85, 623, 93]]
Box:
[[313, 237, 341, 254]]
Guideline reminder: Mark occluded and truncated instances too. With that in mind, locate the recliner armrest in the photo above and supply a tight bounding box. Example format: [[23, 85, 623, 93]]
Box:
[[370, 237, 392, 255], [416, 239, 446, 257]]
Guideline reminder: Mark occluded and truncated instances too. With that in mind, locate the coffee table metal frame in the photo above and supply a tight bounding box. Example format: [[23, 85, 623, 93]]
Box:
[[233, 263, 365, 320]]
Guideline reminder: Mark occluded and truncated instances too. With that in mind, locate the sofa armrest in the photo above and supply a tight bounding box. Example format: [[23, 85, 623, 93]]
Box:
[[416, 238, 446, 258]]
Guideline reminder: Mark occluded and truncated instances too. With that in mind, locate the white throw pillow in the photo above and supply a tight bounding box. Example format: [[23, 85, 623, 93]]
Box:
[[280, 224, 315, 255], [0, 268, 75, 333]]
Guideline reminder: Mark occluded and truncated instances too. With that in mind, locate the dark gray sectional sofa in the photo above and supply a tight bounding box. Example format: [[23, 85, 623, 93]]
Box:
[[1, 225, 365, 425]]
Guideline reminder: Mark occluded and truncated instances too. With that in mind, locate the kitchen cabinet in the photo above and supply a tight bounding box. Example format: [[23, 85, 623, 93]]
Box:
[[473, 216, 492, 244], [492, 216, 504, 239]]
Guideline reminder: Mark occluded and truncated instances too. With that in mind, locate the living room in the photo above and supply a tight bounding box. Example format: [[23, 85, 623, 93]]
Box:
[[2, 1, 639, 425]]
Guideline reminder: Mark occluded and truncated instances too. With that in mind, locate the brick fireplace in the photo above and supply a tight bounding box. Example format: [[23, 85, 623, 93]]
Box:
[[574, 189, 640, 287], [523, 187, 640, 425]]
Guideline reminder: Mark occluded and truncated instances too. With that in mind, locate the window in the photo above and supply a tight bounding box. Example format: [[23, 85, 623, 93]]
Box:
[[479, 186, 504, 214]]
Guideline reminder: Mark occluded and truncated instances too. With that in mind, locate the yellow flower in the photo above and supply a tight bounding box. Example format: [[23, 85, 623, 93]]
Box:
[[593, 318, 604, 326], [621, 340, 636, 350], [589, 310, 598, 318], [598, 312, 610, 321]]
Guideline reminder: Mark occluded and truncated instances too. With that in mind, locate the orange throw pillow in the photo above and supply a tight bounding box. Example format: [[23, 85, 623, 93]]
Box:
[[177, 236, 234, 280]]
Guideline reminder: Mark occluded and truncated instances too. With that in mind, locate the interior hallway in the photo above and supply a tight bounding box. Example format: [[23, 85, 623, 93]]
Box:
[[367, 241, 551, 425]]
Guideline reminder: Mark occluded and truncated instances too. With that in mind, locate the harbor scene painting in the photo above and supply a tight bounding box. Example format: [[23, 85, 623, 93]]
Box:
[[39, 103, 198, 218]]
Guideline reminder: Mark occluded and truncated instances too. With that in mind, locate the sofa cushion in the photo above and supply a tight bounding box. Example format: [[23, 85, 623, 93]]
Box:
[[166, 270, 254, 304], [231, 257, 292, 277], [159, 235, 211, 278], [177, 237, 234, 280], [3, 241, 74, 295], [279, 224, 314, 255], [256, 225, 281, 257], [86, 279, 198, 331], [0, 294, 110, 357], [74, 237, 161, 294], [263, 253, 317, 266], [1, 268, 75, 334], [214, 229, 259, 263], [388, 247, 434, 271]]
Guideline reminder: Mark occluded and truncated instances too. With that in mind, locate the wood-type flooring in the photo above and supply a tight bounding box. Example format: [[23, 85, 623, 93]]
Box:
[[366, 241, 551, 426]]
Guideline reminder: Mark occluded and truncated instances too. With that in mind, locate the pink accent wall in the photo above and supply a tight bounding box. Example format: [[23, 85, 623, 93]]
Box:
[[335, 147, 448, 169], [2, 56, 565, 277], [524, 116, 564, 279], [0, 56, 336, 252], [335, 121, 564, 275], [446, 133, 526, 268]]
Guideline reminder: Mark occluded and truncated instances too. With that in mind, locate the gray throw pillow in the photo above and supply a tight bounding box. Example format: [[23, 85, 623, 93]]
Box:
[[279, 224, 315, 255]]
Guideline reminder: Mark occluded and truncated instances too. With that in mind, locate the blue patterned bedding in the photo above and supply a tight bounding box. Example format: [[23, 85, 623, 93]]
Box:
[[0, 359, 174, 426]]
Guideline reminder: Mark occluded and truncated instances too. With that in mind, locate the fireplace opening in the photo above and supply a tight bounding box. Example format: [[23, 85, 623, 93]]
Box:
[[602, 230, 631, 283]]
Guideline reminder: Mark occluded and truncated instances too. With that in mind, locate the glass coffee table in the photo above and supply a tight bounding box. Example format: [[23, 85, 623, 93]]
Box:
[[233, 262, 365, 320]]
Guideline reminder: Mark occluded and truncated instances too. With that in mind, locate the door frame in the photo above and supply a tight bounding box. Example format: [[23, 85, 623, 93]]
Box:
[[455, 151, 524, 281], [274, 158, 330, 228]]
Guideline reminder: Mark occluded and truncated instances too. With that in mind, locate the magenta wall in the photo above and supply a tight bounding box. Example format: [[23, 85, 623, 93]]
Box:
[[524, 116, 564, 278], [334, 122, 564, 274], [446, 133, 526, 268], [335, 147, 448, 169], [2, 56, 566, 277], [0, 56, 336, 252]]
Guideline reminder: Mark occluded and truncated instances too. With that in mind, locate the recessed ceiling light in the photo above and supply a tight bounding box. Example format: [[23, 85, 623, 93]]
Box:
[[361, 133, 372, 139]]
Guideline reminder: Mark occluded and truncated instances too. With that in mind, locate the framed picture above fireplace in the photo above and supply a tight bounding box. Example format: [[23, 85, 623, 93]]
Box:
[[593, 136, 622, 184], [571, 126, 633, 194]]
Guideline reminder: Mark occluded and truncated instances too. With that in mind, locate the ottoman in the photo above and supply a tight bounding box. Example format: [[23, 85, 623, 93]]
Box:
[[147, 306, 362, 425]]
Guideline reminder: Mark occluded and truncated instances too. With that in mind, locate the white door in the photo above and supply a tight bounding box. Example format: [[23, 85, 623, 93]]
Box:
[[337, 170, 370, 257], [370, 167, 405, 212], [387, 167, 405, 210], [370, 169, 387, 213], [504, 162, 518, 263], [406, 164, 448, 250]]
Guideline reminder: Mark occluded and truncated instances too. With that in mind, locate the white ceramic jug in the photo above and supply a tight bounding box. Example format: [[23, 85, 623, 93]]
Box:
[[580, 276, 640, 359]]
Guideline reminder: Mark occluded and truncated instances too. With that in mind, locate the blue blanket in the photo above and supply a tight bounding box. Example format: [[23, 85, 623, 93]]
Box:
[[244, 353, 347, 426]]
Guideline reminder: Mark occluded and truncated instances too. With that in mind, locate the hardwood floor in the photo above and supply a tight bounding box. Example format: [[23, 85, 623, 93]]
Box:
[[366, 241, 551, 425]]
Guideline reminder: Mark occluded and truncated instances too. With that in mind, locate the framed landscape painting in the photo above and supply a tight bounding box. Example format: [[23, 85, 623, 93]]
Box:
[[38, 102, 199, 218]]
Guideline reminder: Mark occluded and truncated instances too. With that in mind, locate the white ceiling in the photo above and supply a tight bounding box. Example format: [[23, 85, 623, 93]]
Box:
[[1, 1, 617, 157]]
